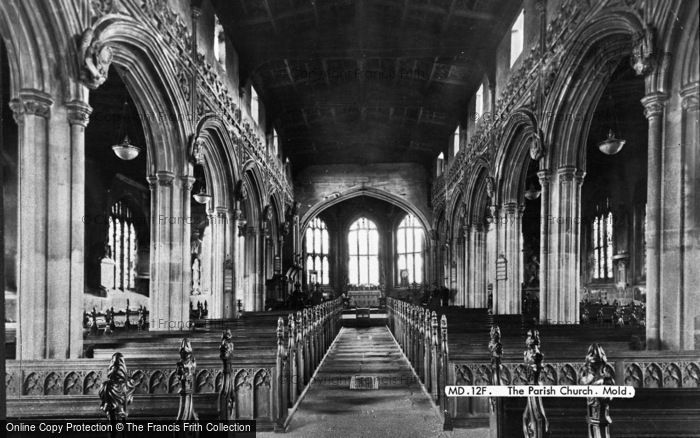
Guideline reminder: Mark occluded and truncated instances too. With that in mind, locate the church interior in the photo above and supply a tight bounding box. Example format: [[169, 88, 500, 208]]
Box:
[[0, 0, 698, 436]]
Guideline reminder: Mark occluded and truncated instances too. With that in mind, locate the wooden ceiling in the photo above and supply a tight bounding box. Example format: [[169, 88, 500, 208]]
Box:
[[213, 0, 521, 171]]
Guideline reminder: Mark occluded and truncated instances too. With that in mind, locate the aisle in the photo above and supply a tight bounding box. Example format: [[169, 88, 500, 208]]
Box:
[[262, 326, 486, 438]]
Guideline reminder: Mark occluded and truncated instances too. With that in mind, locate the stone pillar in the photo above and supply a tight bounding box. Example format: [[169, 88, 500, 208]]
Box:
[[500, 203, 522, 314], [171, 176, 190, 328], [148, 171, 175, 331], [234, 209, 246, 316], [223, 209, 236, 319], [11, 90, 52, 359], [65, 100, 92, 358], [474, 223, 486, 308], [641, 92, 667, 348], [244, 225, 257, 311], [485, 217, 497, 312], [537, 170, 551, 324], [549, 166, 584, 324], [680, 85, 699, 350], [494, 205, 507, 314], [209, 206, 227, 318]]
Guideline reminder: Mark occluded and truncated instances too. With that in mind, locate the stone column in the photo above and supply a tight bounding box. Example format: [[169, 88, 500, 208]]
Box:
[[537, 170, 551, 324], [11, 90, 52, 359], [551, 166, 584, 324], [233, 209, 246, 316], [485, 216, 497, 311], [641, 92, 667, 348], [65, 100, 92, 358], [494, 205, 507, 314], [474, 223, 486, 308], [244, 225, 257, 311], [680, 85, 699, 350], [209, 206, 227, 318], [148, 171, 174, 331], [501, 202, 522, 314], [170, 176, 190, 328], [223, 209, 236, 319]]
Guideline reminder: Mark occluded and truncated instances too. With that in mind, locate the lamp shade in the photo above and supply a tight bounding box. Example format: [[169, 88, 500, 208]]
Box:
[[524, 185, 541, 201], [192, 188, 212, 204], [597, 129, 626, 155], [111, 136, 141, 161]]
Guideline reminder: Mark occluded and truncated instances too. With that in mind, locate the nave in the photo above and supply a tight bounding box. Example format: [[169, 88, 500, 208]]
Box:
[[1, 0, 699, 436]]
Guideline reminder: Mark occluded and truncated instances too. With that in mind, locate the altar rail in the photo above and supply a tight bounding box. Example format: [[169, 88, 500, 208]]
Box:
[[6, 298, 342, 431]]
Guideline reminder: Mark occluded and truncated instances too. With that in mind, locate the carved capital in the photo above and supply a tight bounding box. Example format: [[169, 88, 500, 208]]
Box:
[[681, 83, 699, 111], [557, 166, 577, 182], [536, 169, 551, 186], [155, 171, 175, 187], [66, 100, 93, 127], [11, 90, 54, 122], [216, 206, 228, 217], [641, 93, 667, 119]]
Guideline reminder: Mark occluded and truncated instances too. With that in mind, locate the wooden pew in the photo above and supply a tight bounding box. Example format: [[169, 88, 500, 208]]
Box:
[[6, 299, 345, 431]]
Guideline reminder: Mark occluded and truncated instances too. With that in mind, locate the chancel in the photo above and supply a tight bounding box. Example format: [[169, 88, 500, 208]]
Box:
[[0, 0, 698, 437]]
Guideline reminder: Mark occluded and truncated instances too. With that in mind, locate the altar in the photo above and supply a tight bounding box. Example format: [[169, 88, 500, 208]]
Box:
[[347, 290, 383, 308]]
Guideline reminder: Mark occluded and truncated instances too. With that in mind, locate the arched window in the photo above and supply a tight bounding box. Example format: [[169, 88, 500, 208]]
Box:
[[348, 218, 379, 286], [396, 214, 424, 286], [475, 83, 484, 120], [108, 201, 138, 290], [510, 9, 525, 67], [305, 217, 329, 284], [592, 209, 614, 280], [213, 15, 226, 69], [453, 125, 460, 156]]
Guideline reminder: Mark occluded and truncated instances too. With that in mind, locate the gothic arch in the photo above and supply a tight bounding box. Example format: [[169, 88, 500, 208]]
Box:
[[0, 1, 76, 97], [463, 166, 491, 226], [447, 189, 466, 243], [86, 15, 191, 174], [195, 115, 241, 211], [542, 12, 645, 170], [301, 187, 430, 236], [242, 167, 265, 225], [494, 108, 540, 205]]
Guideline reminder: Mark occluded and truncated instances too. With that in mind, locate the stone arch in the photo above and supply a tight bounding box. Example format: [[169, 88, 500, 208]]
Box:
[[0, 1, 75, 97], [194, 113, 242, 210], [242, 165, 265, 225], [447, 189, 465, 243], [494, 108, 540, 204], [464, 166, 491, 225], [86, 15, 191, 174], [542, 13, 645, 170], [301, 187, 430, 237]]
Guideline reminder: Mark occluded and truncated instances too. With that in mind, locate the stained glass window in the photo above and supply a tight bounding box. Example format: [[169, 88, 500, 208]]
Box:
[[348, 218, 379, 286], [396, 214, 424, 285], [305, 217, 329, 284]]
